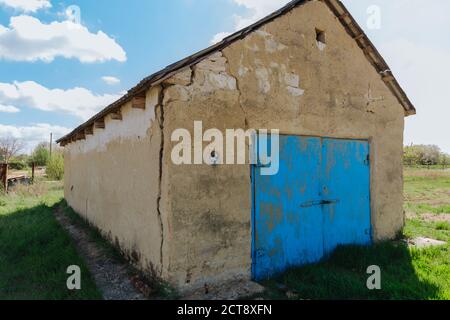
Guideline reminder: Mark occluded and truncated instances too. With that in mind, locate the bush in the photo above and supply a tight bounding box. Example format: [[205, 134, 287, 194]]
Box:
[[46, 154, 64, 181], [31, 144, 50, 166], [8, 161, 28, 171]]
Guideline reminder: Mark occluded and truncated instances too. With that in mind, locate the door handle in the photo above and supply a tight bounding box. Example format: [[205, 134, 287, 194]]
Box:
[[300, 199, 339, 208], [321, 199, 339, 205]]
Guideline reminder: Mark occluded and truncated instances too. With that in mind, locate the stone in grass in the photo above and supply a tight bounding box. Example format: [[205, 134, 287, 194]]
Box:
[[407, 237, 446, 248]]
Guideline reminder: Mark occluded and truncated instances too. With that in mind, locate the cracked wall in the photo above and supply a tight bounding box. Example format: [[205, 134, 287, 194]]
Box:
[[64, 86, 170, 278], [163, 0, 405, 291], [161, 51, 250, 291], [63, 0, 406, 292]]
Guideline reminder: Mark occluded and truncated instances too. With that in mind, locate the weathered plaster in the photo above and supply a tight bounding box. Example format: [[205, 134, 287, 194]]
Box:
[[64, 0, 406, 292], [64, 86, 169, 278], [69, 91, 159, 155], [162, 0, 405, 291]]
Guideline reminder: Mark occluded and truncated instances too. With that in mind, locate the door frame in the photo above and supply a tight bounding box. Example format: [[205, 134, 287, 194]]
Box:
[[250, 133, 373, 280]]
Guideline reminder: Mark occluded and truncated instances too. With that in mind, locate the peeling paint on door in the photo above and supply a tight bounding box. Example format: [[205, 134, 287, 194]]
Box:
[[252, 135, 371, 281]]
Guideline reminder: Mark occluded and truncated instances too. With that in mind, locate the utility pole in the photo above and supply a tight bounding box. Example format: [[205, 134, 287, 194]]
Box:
[[49, 132, 53, 158]]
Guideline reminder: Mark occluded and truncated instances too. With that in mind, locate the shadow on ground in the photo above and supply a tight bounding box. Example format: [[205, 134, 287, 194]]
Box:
[[260, 242, 442, 300], [0, 200, 101, 300]]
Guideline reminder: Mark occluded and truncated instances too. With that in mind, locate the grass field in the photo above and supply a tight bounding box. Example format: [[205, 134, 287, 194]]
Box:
[[0, 168, 449, 300], [0, 182, 102, 300]]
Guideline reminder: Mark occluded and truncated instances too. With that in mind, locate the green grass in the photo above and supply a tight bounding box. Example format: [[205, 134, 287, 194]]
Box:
[[259, 168, 450, 300], [403, 168, 450, 201], [0, 183, 102, 300], [403, 168, 450, 216], [260, 220, 450, 300], [262, 242, 448, 300], [405, 203, 450, 215]]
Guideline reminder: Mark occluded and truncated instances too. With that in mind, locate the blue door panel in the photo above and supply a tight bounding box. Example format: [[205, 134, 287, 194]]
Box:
[[321, 139, 372, 254], [253, 136, 323, 281], [252, 135, 372, 281]]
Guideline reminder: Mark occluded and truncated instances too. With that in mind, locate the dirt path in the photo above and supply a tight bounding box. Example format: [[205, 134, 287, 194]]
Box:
[[54, 206, 146, 300]]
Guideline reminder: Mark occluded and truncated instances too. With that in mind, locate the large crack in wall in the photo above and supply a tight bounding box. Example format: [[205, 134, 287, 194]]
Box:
[[156, 87, 166, 276], [158, 51, 252, 290]]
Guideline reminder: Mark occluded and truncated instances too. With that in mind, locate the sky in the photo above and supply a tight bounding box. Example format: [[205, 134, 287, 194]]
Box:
[[0, 0, 448, 153]]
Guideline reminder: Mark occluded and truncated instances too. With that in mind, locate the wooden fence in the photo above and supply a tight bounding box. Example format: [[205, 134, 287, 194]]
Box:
[[0, 163, 7, 193], [0, 163, 35, 193]]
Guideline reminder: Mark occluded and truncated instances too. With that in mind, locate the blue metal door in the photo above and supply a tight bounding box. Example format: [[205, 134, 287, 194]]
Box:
[[252, 135, 371, 281], [321, 139, 372, 254]]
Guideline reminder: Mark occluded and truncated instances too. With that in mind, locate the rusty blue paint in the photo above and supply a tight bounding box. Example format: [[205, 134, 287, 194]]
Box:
[[252, 135, 371, 281]]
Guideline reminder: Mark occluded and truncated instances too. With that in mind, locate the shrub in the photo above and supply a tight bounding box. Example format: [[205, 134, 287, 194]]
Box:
[[31, 143, 50, 166], [8, 161, 28, 171], [46, 153, 64, 181]]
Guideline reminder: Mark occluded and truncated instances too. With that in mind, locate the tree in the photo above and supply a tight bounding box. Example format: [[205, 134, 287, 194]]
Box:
[[31, 143, 50, 166], [0, 137, 24, 164], [404, 145, 419, 166], [46, 152, 64, 181], [404, 144, 449, 168], [420, 145, 441, 166], [440, 153, 450, 169], [403, 144, 439, 166]]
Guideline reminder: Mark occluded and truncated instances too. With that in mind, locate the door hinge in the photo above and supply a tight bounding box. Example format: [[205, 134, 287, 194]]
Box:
[[364, 154, 370, 166]]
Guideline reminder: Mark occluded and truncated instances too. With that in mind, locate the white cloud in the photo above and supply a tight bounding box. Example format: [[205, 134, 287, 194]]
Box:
[[0, 0, 51, 12], [210, 32, 232, 44], [0, 15, 127, 63], [0, 104, 19, 113], [101, 76, 120, 85], [211, 0, 290, 42], [232, 0, 291, 29], [0, 80, 122, 120], [0, 123, 71, 153]]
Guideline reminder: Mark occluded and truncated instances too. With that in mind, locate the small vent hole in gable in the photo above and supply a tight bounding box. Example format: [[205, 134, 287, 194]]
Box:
[[315, 28, 326, 50]]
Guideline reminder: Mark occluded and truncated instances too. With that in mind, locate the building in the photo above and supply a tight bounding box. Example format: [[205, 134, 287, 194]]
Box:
[[57, 0, 416, 291]]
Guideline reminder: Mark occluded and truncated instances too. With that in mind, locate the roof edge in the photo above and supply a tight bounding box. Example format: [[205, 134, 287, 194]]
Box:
[[57, 0, 415, 144]]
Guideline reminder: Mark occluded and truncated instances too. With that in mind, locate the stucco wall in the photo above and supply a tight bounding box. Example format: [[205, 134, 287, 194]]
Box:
[[162, 0, 405, 290], [64, 0, 406, 292], [64, 86, 169, 277]]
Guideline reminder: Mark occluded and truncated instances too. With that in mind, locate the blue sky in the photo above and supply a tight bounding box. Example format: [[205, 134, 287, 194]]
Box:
[[0, 0, 449, 153]]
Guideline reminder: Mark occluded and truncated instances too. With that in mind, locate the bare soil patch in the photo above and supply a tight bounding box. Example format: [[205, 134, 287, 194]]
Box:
[[406, 211, 450, 222]]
